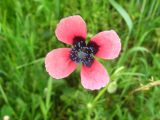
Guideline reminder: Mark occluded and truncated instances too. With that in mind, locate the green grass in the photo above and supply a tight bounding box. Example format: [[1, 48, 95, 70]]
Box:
[[0, 0, 160, 119]]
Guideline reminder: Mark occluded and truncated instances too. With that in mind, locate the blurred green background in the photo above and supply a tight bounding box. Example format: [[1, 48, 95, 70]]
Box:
[[0, 0, 160, 120]]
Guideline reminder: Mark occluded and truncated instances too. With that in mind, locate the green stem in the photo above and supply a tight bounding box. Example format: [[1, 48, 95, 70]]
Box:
[[44, 77, 53, 120], [117, 32, 131, 66], [92, 84, 109, 105]]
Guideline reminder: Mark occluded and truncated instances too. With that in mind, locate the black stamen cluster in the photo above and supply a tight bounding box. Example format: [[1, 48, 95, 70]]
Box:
[[70, 36, 99, 67]]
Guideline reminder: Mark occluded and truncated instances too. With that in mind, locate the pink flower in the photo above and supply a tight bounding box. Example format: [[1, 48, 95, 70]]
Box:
[[45, 15, 121, 90]]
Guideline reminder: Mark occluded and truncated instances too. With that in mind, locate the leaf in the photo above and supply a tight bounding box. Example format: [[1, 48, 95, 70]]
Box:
[[109, 0, 133, 32], [128, 46, 150, 54], [1, 105, 14, 116]]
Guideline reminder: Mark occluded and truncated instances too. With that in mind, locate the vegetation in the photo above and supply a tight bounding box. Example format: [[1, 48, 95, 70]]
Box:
[[0, 0, 160, 119]]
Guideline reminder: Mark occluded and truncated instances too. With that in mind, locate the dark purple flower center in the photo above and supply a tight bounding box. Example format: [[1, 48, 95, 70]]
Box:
[[70, 36, 99, 67]]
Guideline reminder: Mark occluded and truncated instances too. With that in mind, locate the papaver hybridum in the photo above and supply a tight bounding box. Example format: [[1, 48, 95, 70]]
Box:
[[45, 15, 121, 90]]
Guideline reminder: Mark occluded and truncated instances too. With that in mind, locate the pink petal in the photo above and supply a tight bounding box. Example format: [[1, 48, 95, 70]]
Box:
[[80, 60, 109, 90], [45, 48, 77, 79], [55, 15, 87, 45], [91, 30, 121, 59]]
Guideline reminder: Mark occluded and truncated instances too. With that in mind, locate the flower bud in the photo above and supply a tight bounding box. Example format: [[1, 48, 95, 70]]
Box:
[[107, 81, 117, 94]]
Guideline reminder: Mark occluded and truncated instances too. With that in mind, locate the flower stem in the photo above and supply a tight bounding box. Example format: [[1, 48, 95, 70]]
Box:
[[92, 84, 109, 105]]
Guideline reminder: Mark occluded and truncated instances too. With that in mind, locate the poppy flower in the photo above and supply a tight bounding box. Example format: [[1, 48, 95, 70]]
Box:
[[45, 15, 121, 90]]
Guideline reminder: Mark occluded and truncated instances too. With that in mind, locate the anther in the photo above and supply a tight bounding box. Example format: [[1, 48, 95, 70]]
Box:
[[70, 36, 98, 67]]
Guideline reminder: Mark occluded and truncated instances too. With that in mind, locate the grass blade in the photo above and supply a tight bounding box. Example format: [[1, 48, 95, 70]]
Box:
[[109, 0, 133, 32]]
